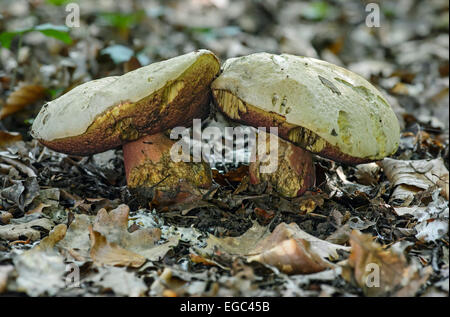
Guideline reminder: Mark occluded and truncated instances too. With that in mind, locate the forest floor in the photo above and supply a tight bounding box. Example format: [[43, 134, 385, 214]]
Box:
[[0, 0, 448, 297]]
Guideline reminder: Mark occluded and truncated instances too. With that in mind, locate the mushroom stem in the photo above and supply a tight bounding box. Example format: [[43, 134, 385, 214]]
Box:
[[249, 131, 315, 197], [123, 133, 212, 205]]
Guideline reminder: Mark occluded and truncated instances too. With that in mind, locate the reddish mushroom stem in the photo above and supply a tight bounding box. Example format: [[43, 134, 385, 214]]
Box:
[[123, 133, 212, 206], [249, 131, 315, 197]]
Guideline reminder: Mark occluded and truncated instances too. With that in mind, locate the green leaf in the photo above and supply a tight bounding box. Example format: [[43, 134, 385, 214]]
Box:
[[47, 87, 65, 99], [33, 24, 72, 44], [0, 31, 19, 49], [301, 1, 332, 21], [0, 24, 72, 49], [45, 0, 70, 7], [45, 0, 72, 6], [0, 28, 29, 49], [99, 11, 144, 30]]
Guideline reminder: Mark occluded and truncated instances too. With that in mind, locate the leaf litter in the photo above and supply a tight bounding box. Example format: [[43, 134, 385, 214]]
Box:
[[0, 0, 448, 297]]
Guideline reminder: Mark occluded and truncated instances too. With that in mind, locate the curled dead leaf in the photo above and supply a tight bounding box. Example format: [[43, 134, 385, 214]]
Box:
[[382, 158, 449, 205], [89, 226, 146, 268], [37, 224, 67, 251], [342, 230, 432, 296], [200, 221, 348, 275], [0, 84, 45, 120], [248, 222, 348, 274], [248, 238, 332, 274], [0, 131, 22, 147], [89, 204, 176, 264]]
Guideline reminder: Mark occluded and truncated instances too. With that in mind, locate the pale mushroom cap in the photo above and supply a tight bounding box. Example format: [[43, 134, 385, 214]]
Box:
[[32, 49, 217, 142], [31, 49, 220, 155], [211, 53, 400, 161]]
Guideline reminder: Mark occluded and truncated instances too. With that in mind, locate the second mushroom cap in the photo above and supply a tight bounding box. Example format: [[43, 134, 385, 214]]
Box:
[[211, 53, 400, 164]]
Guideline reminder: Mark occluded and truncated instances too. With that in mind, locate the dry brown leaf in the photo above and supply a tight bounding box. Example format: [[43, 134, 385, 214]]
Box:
[[201, 221, 270, 256], [295, 192, 326, 214], [0, 84, 45, 119], [26, 202, 51, 215], [93, 205, 161, 252], [89, 227, 146, 268], [254, 207, 275, 224], [342, 230, 432, 296], [190, 253, 218, 266], [36, 224, 67, 251], [248, 222, 348, 274], [354, 163, 381, 186], [200, 221, 348, 275], [249, 238, 331, 274], [91, 204, 176, 262], [56, 213, 93, 260], [0, 211, 13, 225], [0, 131, 22, 147]]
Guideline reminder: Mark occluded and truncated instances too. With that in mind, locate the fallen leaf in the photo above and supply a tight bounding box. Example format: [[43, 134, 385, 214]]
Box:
[[382, 158, 449, 205], [201, 221, 270, 256], [35, 223, 67, 250], [26, 202, 51, 215], [248, 238, 331, 274], [0, 178, 40, 211], [342, 230, 432, 296], [199, 221, 348, 275], [89, 227, 146, 268], [326, 224, 352, 245], [0, 265, 14, 294], [436, 174, 449, 200], [11, 224, 67, 296], [247, 222, 348, 274], [0, 158, 36, 178], [0, 211, 13, 225], [0, 84, 45, 119], [56, 213, 93, 259], [190, 253, 219, 266], [149, 267, 188, 296], [90, 266, 147, 296], [0, 218, 54, 241], [354, 163, 381, 186], [0, 131, 22, 147], [90, 204, 177, 262], [394, 190, 448, 242], [213, 165, 249, 185], [254, 207, 275, 224]]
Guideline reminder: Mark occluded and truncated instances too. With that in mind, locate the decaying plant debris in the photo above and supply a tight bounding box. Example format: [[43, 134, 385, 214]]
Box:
[[0, 0, 449, 297]]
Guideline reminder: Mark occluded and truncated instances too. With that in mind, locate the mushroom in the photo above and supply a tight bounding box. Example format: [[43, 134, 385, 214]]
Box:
[[31, 50, 220, 204], [211, 53, 400, 197], [248, 130, 315, 197]]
